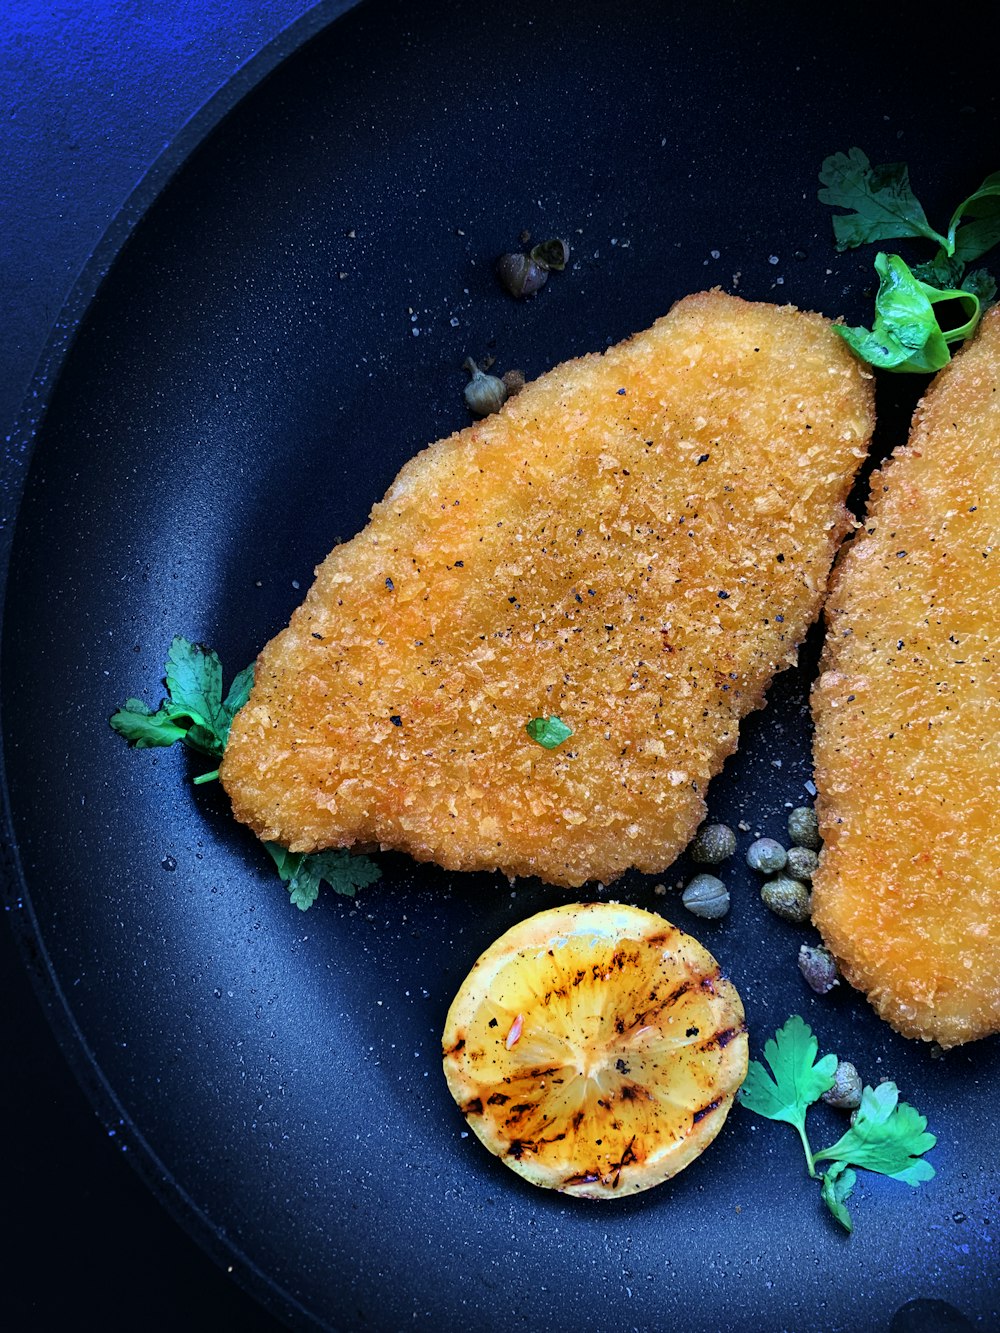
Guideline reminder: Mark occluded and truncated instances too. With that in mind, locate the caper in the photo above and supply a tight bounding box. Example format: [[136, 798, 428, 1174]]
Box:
[[822, 1060, 863, 1111], [689, 822, 737, 865], [495, 252, 549, 298], [786, 845, 819, 883], [788, 805, 821, 850], [746, 837, 787, 874], [798, 943, 839, 993], [681, 873, 730, 920], [463, 357, 508, 417], [529, 237, 570, 271], [761, 875, 811, 923]]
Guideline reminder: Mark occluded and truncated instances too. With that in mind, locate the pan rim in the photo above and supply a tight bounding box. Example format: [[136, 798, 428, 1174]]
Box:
[[0, 5, 363, 1329]]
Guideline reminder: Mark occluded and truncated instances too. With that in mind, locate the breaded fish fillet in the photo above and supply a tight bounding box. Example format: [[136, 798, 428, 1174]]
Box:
[[222, 290, 874, 887], [812, 306, 1000, 1047]]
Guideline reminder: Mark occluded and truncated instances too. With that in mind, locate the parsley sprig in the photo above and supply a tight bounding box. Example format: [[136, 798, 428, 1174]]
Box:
[[739, 1015, 936, 1233], [265, 843, 382, 910], [110, 636, 253, 780], [110, 636, 380, 909], [525, 715, 573, 749], [819, 148, 999, 372]]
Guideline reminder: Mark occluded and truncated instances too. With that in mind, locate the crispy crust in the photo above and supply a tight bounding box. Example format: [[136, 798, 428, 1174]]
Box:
[[221, 290, 874, 886], [812, 305, 1000, 1046]]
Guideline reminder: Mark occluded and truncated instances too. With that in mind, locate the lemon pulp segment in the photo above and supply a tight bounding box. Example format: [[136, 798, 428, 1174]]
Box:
[[442, 902, 747, 1198]]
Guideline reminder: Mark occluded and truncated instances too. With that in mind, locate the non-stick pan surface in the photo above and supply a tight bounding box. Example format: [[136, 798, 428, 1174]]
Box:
[[2, 2, 998, 1328]]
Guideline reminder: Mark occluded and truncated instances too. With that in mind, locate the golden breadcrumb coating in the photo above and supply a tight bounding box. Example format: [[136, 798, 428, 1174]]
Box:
[[221, 290, 874, 887], [812, 305, 1000, 1046]]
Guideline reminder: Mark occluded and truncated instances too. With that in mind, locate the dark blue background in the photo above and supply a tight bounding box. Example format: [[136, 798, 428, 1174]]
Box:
[[0, 5, 332, 1327]]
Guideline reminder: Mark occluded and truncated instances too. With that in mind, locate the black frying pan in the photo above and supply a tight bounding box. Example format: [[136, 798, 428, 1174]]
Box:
[[2, 1, 998, 1328]]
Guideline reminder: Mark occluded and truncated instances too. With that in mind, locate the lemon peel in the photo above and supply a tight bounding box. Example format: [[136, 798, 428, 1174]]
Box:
[[442, 901, 748, 1199]]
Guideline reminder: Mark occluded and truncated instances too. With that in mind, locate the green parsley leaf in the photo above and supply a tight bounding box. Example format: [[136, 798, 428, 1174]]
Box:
[[264, 843, 382, 910], [166, 709, 224, 758], [109, 697, 190, 749], [741, 1016, 937, 1233], [262, 842, 297, 880], [814, 1081, 936, 1187], [909, 253, 966, 289], [525, 715, 573, 749], [818, 149, 948, 252], [820, 1162, 857, 1234], [833, 252, 980, 374], [110, 636, 254, 772], [960, 266, 998, 306], [909, 255, 997, 307], [112, 637, 381, 909], [164, 636, 228, 744], [221, 663, 256, 740], [819, 152, 1000, 372], [738, 1014, 837, 1170], [947, 170, 1000, 264]]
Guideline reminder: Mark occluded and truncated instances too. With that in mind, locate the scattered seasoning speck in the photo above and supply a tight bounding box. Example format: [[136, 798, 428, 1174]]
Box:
[[390, 715, 402, 727]]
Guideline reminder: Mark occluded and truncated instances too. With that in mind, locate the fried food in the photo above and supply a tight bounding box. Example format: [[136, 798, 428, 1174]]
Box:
[[811, 306, 1000, 1047], [221, 290, 874, 887], [441, 902, 748, 1198]]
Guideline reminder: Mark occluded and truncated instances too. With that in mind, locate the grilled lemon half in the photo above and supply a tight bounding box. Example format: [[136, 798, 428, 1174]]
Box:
[[442, 901, 747, 1199]]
